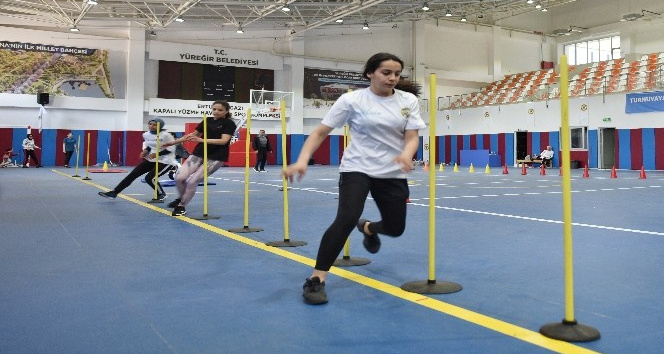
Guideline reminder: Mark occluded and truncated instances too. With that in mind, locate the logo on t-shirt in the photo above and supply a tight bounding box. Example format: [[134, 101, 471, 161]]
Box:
[[400, 107, 410, 118]]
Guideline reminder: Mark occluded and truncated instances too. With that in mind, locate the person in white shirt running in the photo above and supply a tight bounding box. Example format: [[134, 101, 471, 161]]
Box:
[[283, 52, 426, 305]]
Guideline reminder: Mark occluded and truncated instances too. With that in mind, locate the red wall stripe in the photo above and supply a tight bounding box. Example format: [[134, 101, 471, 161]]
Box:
[[655, 128, 664, 170], [630, 129, 643, 170]]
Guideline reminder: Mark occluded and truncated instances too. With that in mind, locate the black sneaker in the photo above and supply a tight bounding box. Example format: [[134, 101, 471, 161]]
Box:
[[260, 169, 267, 172], [302, 277, 328, 305], [167, 198, 181, 208], [156, 193, 166, 201], [172, 206, 186, 216], [358, 219, 381, 254], [98, 191, 117, 199], [254, 167, 260, 172]]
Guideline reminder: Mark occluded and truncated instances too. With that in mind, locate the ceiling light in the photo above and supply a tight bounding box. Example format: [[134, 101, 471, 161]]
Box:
[[541, 7, 548, 12], [362, 22, 369, 30], [282, 5, 290, 12], [461, 16, 467, 22], [69, 26, 79, 32], [149, 30, 156, 37], [335, 18, 343, 23], [477, 13, 484, 19], [422, 2, 430, 11], [175, 16, 184, 22], [527, 0, 534, 4], [86, 0, 98, 5], [445, 10, 452, 17], [236, 26, 244, 33], [535, 3, 542, 9]]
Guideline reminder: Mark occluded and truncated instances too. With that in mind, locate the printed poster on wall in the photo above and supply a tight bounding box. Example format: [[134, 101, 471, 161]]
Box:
[[303, 68, 370, 119], [0, 41, 127, 98]]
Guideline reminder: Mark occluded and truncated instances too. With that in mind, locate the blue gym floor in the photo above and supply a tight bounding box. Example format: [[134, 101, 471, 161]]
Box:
[[1, 164, 663, 354]]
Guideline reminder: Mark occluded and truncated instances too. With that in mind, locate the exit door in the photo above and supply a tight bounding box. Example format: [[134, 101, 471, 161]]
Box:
[[598, 128, 616, 169]]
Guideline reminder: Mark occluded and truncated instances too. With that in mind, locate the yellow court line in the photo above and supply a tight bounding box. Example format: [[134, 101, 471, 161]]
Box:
[[56, 169, 601, 354]]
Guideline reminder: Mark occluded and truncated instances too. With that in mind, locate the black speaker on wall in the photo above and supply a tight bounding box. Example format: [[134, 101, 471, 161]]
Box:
[[37, 93, 50, 105]]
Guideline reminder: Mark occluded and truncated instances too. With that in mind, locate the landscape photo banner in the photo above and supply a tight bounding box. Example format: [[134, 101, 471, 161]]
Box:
[[0, 40, 126, 98]]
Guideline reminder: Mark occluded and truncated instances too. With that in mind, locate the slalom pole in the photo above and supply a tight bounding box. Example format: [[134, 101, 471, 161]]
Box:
[[191, 114, 219, 220], [72, 135, 81, 177], [229, 107, 263, 233], [266, 99, 306, 247], [148, 122, 162, 203], [82, 132, 92, 180], [539, 55, 600, 342], [401, 73, 461, 294], [335, 124, 370, 266]]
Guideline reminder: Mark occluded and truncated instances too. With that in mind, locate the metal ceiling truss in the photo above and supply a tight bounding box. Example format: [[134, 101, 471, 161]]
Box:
[[0, 0, 587, 34]]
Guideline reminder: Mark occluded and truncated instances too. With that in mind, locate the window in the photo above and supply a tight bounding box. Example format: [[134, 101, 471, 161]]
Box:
[[565, 126, 588, 150], [564, 35, 621, 65]]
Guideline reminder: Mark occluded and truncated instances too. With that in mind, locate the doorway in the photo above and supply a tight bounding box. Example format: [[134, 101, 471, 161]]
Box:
[[598, 128, 616, 169], [515, 131, 528, 162]]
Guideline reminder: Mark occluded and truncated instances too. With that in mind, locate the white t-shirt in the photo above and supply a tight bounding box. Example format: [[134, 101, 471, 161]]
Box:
[[142, 131, 177, 165], [322, 88, 426, 178]]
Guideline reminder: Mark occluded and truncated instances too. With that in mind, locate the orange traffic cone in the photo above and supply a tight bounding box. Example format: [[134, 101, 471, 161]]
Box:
[[502, 165, 509, 174], [583, 165, 590, 178], [639, 166, 647, 179], [521, 163, 527, 175], [610, 166, 617, 178], [539, 164, 546, 175]]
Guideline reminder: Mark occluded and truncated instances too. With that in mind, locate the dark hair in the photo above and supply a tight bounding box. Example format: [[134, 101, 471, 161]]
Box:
[[212, 100, 232, 119], [362, 52, 422, 97]]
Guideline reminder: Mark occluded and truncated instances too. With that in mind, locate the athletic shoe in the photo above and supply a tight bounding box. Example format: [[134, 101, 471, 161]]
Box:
[[302, 277, 328, 305], [64, 165, 69, 168], [172, 206, 186, 216], [358, 218, 381, 254], [260, 169, 267, 172], [36, 165, 42, 168], [156, 193, 166, 201], [167, 198, 181, 208], [98, 191, 117, 199], [254, 167, 260, 172]]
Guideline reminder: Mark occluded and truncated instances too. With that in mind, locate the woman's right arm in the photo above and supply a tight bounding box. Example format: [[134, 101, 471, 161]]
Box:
[[283, 124, 333, 182]]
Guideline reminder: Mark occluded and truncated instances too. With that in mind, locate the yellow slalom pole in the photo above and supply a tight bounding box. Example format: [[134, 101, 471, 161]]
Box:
[[539, 55, 600, 341], [427, 73, 437, 282], [82, 132, 91, 180], [266, 98, 306, 247], [401, 73, 461, 294], [342, 125, 352, 257], [280, 100, 290, 241], [202, 114, 209, 215], [72, 135, 81, 177], [243, 109, 252, 226], [148, 122, 161, 203], [559, 55, 576, 324], [229, 107, 263, 232]]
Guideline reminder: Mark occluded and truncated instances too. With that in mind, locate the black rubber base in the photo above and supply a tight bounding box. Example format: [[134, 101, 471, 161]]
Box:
[[189, 214, 221, 220], [401, 280, 463, 294], [72, 174, 80, 177], [540, 320, 601, 342], [228, 226, 264, 233], [333, 256, 371, 267], [265, 240, 307, 247]]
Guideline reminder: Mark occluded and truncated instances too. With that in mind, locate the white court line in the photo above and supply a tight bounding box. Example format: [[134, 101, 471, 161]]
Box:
[[216, 177, 664, 237]]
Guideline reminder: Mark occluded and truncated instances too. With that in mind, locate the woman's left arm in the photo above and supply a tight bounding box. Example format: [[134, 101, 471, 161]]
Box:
[[395, 130, 420, 172]]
